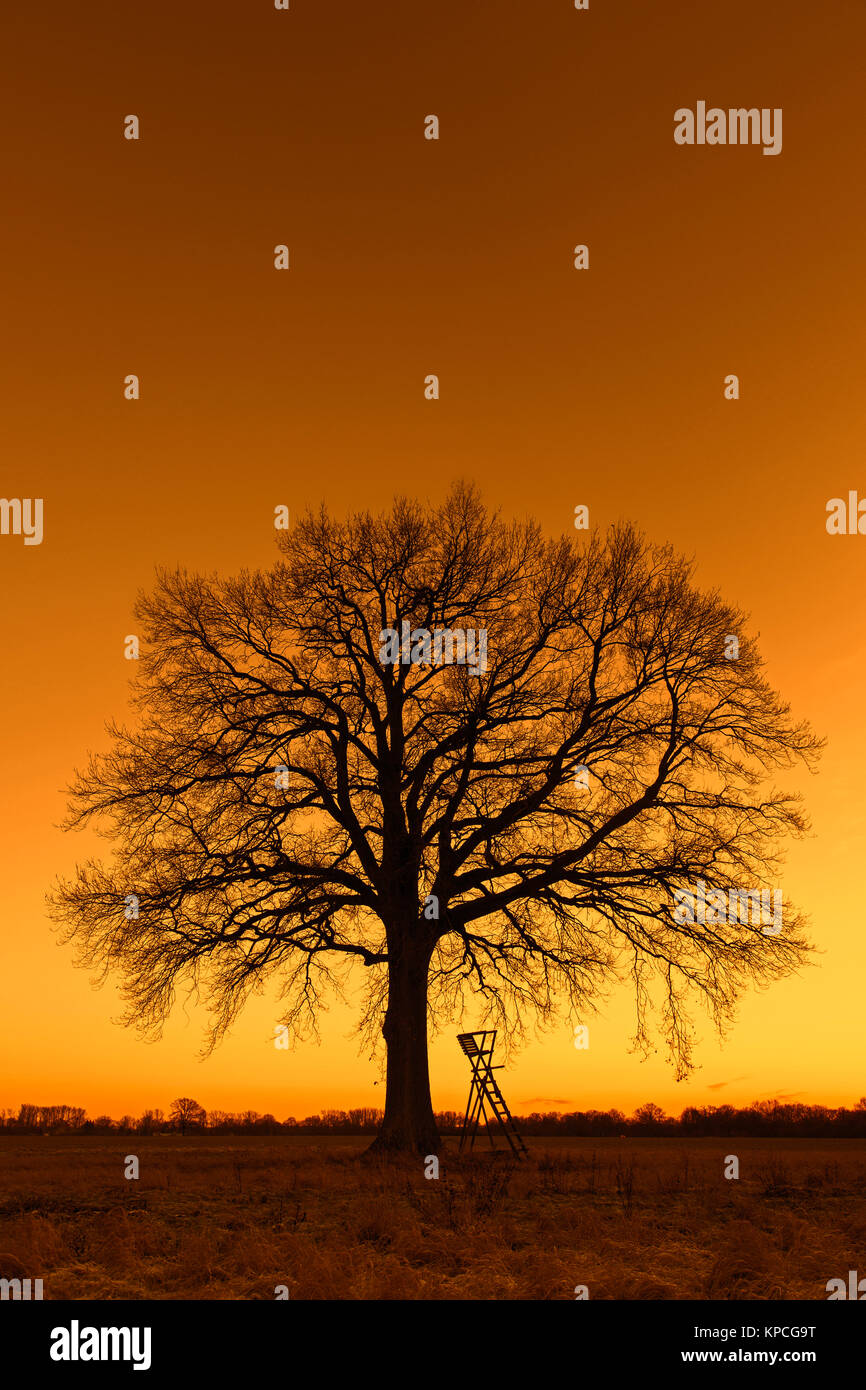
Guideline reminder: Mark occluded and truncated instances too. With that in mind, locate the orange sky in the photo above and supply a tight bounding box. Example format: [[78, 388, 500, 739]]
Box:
[[1, 0, 864, 1121]]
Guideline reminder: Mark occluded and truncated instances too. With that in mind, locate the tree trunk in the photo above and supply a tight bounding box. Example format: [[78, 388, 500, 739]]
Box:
[[367, 935, 439, 1155]]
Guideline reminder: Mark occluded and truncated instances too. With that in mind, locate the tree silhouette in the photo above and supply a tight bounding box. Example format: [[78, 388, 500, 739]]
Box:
[[168, 1097, 206, 1135], [49, 484, 821, 1153]]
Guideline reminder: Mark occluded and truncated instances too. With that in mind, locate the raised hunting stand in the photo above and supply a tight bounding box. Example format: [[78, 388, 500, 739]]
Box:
[[457, 1030, 528, 1159]]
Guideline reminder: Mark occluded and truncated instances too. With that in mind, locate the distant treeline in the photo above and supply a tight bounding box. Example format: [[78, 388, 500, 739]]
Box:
[[2, 1098, 866, 1137]]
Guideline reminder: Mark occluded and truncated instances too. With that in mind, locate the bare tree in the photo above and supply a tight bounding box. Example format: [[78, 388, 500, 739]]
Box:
[[49, 485, 821, 1153], [168, 1097, 206, 1135]]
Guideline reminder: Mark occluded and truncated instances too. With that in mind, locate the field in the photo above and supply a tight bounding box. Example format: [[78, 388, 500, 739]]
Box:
[[0, 1136, 863, 1300]]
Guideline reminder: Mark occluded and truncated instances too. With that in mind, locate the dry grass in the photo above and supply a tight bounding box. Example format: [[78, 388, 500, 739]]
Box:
[[0, 1136, 863, 1299]]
